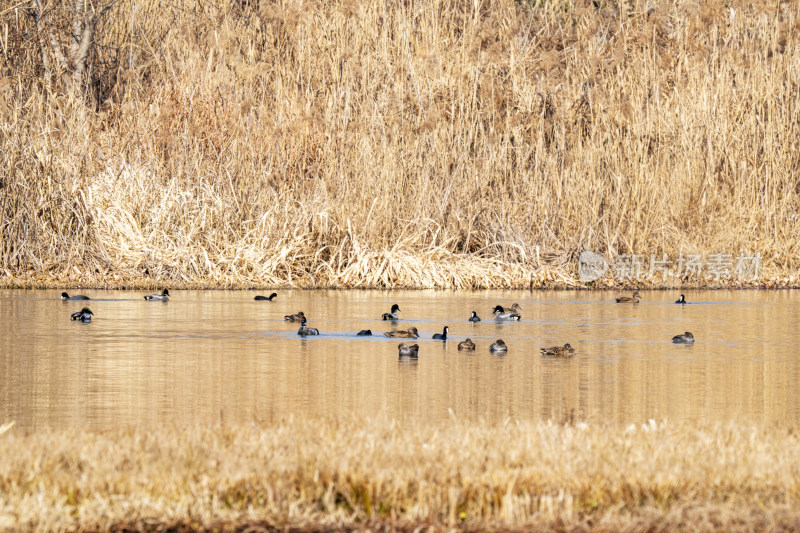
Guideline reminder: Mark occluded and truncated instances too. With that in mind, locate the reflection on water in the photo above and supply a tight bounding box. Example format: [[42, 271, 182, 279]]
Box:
[[1, 289, 799, 431]]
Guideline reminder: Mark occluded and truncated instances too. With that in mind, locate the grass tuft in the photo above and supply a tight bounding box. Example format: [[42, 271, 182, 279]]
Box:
[[1, 418, 800, 531]]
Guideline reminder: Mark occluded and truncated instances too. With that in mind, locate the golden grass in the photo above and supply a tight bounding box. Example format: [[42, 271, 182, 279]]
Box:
[[2, 0, 800, 288], [2, 418, 800, 531]]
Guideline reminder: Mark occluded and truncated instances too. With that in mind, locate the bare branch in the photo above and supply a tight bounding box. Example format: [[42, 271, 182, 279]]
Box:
[[70, 0, 85, 62], [32, 0, 70, 79], [25, 0, 118, 93], [71, 7, 96, 86], [25, 6, 52, 81]]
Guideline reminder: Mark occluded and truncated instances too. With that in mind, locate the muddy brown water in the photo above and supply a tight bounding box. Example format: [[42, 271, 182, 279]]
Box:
[[1, 289, 798, 431]]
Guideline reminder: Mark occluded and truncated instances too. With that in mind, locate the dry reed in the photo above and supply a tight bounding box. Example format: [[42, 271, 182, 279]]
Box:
[[1, 0, 799, 289], [1, 418, 800, 531]]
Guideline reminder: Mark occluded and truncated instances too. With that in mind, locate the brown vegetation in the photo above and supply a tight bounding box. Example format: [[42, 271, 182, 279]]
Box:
[[2, 418, 800, 531], [1, 0, 799, 289]]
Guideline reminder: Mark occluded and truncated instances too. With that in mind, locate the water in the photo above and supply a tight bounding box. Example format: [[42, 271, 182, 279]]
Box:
[[1, 289, 799, 431]]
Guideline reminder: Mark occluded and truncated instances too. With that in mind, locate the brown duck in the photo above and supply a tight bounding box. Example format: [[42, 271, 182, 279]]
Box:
[[540, 343, 575, 357], [615, 291, 641, 303], [457, 338, 476, 351], [384, 327, 419, 339]]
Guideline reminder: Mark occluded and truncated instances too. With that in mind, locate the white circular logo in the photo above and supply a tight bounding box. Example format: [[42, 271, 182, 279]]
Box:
[[578, 251, 609, 282]]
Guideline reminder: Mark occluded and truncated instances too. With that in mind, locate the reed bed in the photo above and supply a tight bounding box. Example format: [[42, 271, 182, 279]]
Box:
[[1, 0, 799, 289], [1, 418, 799, 531]]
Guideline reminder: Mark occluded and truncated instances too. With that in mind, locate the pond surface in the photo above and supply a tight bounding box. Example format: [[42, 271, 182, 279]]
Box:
[[1, 289, 798, 431]]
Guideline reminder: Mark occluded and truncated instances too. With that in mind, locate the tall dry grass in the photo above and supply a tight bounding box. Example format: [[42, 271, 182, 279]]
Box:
[[1, 418, 800, 531], [1, 0, 799, 288]]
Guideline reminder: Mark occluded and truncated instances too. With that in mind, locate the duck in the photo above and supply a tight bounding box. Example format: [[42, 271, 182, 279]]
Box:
[[384, 327, 419, 338], [615, 291, 640, 303], [356, 329, 373, 336], [382, 304, 401, 321], [489, 339, 508, 353], [672, 331, 695, 344], [491, 305, 521, 321], [432, 326, 449, 340], [254, 293, 278, 301], [284, 311, 306, 322], [61, 292, 90, 301], [297, 318, 320, 336], [70, 307, 93, 322], [675, 294, 687, 304], [457, 338, 476, 351], [144, 289, 170, 301], [540, 343, 575, 357], [398, 343, 420, 357], [468, 311, 481, 322]]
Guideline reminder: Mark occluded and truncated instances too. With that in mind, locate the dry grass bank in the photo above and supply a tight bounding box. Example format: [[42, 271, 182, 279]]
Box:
[[1, 0, 799, 289], [1, 418, 800, 531]]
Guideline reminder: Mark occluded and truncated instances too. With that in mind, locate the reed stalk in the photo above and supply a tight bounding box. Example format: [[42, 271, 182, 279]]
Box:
[[1, 0, 798, 289]]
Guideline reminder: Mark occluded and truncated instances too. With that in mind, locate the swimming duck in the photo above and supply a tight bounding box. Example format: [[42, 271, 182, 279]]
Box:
[[356, 329, 373, 336], [61, 292, 90, 301], [384, 327, 419, 338], [672, 331, 695, 344], [457, 338, 476, 351], [254, 293, 278, 301], [297, 318, 320, 336], [284, 311, 306, 322], [615, 291, 640, 303], [675, 294, 687, 304], [144, 289, 170, 301], [540, 343, 575, 357], [491, 305, 521, 321], [432, 326, 449, 340], [489, 339, 508, 353], [382, 304, 401, 321], [70, 307, 93, 322], [468, 311, 481, 322], [398, 343, 420, 357]]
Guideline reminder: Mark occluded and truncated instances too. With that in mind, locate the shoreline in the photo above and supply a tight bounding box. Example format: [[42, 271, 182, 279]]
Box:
[[0, 271, 795, 291]]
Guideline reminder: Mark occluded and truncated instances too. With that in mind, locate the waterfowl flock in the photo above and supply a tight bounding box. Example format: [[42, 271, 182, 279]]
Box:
[[64, 290, 700, 357]]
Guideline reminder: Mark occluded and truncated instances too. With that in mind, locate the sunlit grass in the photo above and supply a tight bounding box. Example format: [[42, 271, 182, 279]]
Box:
[[1, 0, 799, 288], [1, 418, 799, 531]]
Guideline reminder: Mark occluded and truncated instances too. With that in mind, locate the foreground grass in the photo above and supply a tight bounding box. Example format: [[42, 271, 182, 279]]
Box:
[[1, 418, 800, 531], [2, 0, 800, 289]]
